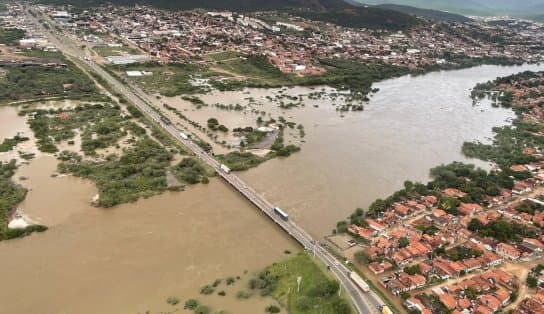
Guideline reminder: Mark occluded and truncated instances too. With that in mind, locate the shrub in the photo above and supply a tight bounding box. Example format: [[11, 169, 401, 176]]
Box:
[[265, 305, 281, 313], [236, 291, 252, 299], [194, 305, 210, 314], [166, 297, 179, 305], [200, 285, 214, 295], [184, 299, 199, 310]]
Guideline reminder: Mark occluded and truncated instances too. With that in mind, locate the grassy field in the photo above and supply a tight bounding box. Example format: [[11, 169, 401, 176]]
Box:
[[114, 62, 216, 96], [257, 252, 354, 314], [207, 50, 242, 62], [214, 55, 288, 87], [93, 45, 140, 57]]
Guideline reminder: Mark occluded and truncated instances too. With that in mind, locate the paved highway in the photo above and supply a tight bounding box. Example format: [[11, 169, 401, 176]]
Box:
[[27, 7, 388, 313]]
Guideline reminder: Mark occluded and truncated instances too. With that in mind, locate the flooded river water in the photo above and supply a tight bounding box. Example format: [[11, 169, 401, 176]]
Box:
[[1, 64, 544, 313], [237, 64, 544, 236], [0, 157, 297, 314]]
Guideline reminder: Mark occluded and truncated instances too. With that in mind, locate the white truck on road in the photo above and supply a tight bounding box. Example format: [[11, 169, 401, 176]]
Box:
[[220, 164, 231, 174], [179, 132, 189, 140], [349, 271, 370, 293]]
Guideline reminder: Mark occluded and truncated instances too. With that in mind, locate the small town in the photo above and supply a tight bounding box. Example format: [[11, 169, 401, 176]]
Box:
[[1, 0, 544, 314], [342, 72, 544, 313], [1, 3, 544, 77]]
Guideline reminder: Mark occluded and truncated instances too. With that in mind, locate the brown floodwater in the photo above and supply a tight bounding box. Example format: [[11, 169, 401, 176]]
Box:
[[238, 64, 544, 236], [13, 155, 97, 226], [155, 64, 544, 237], [0, 157, 297, 314], [0, 106, 39, 164], [1, 64, 544, 313]]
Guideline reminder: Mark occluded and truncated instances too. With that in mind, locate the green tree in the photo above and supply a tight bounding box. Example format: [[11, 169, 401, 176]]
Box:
[[527, 275, 538, 288], [184, 299, 199, 310], [265, 305, 280, 313], [399, 236, 410, 248], [354, 251, 371, 265]]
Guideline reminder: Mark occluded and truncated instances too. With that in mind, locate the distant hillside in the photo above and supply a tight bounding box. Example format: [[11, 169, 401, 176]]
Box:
[[360, 0, 544, 16], [374, 4, 472, 22], [360, 0, 490, 15], [40, 0, 421, 30]]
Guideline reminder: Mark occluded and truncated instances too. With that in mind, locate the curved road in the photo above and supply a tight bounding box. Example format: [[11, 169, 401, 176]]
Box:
[[26, 7, 388, 313]]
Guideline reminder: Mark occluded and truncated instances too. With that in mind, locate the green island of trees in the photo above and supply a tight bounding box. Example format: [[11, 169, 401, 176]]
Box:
[[0, 134, 29, 152], [216, 128, 300, 171], [21, 100, 213, 208], [58, 138, 172, 207]]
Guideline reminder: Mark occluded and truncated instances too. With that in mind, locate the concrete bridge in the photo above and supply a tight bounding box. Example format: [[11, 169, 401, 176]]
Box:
[[27, 7, 388, 313]]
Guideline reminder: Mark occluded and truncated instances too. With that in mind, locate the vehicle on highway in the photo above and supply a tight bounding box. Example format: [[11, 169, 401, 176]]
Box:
[[179, 132, 189, 140], [381, 305, 393, 314], [273, 207, 289, 221], [349, 271, 370, 293], [219, 164, 231, 174], [160, 116, 171, 125]]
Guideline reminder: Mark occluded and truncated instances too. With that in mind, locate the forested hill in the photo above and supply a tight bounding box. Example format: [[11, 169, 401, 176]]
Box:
[[40, 0, 421, 30], [374, 4, 473, 23], [359, 0, 544, 17]]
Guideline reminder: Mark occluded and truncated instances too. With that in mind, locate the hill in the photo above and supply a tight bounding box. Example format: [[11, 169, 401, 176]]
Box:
[[374, 4, 472, 22], [359, 0, 544, 16], [41, 0, 421, 30]]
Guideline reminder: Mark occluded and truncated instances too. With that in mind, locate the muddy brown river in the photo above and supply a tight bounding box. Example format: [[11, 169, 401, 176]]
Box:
[[1, 64, 544, 313]]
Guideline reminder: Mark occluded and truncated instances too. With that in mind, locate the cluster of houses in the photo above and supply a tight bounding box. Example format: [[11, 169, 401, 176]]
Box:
[[347, 180, 544, 313], [516, 290, 544, 314], [35, 4, 544, 77], [406, 270, 516, 314]]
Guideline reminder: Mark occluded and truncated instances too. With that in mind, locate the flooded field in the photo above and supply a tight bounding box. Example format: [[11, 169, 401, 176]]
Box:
[[1, 63, 544, 313], [152, 64, 544, 237], [0, 106, 39, 163], [236, 64, 544, 236]]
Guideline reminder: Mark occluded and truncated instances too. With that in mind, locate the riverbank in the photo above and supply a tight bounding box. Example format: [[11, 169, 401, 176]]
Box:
[[335, 70, 544, 313]]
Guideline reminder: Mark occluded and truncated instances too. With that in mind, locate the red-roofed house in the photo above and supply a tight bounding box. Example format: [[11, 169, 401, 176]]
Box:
[[495, 243, 521, 260]]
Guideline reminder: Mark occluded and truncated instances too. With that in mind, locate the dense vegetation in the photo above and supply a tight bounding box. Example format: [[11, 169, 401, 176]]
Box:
[[26, 103, 126, 154], [0, 52, 101, 102], [0, 28, 25, 45], [341, 161, 518, 227], [0, 134, 29, 152], [171, 157, 213, 184], [463, 71, 544, 168], [216, 128, 300, 171], [249, 252, 352, 314], [0, 160, 47, 240], [213, 55, 410, 101], [58, 138, 172, 207], [24, 101, 210, 208], [468, 218, 538, 243]]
